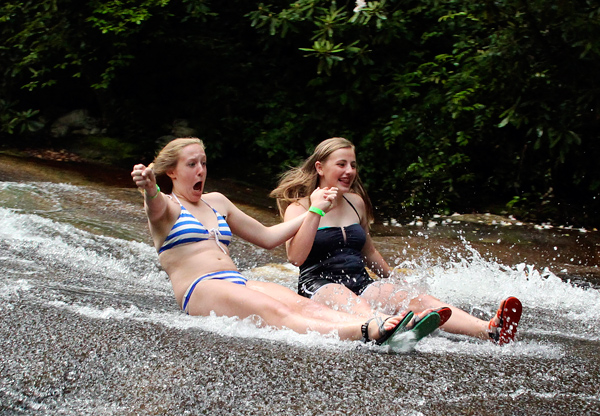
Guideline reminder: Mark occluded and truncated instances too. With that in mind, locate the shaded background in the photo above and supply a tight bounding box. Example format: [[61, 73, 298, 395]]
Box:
[[1, 0, 599, 227]]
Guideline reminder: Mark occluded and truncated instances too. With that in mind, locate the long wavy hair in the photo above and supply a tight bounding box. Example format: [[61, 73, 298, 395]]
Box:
[[270, 137, 374, 222], [150, 137, 205, 194]]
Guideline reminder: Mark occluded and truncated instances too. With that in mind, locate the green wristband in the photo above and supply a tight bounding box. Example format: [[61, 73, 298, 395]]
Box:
[[147, 184, 160, 199], [308, 206, 326, 217]]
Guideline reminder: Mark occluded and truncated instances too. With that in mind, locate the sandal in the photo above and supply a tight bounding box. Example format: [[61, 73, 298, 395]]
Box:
[[385, 310, 441, 351], [361, 311, 414, 346], [407, 310, 442, 342], [488, 296, 522, 345], [434, 307, 452, 327]]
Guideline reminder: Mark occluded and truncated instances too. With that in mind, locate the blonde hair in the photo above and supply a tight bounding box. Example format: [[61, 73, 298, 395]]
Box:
[[270, 137, 374, 222], [150, 137, 205, 194]]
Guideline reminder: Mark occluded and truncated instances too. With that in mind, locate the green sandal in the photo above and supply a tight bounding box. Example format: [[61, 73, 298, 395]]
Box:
[[361, 311, 415, 346], [386, 311, 441, 352]]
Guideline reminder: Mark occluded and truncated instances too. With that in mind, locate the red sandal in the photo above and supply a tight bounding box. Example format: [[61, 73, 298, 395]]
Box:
[[434, 307, 452, 327], [489, 296, 522, 345]]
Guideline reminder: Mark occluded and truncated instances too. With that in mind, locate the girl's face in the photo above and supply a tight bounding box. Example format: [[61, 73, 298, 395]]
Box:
[[315, 147, 357, 191], [168, 144, 207, 199]]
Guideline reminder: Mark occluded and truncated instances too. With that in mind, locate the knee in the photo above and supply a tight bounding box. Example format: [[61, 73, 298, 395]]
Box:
[[409, 293, 440, 308], [266, 302, 295, 321]]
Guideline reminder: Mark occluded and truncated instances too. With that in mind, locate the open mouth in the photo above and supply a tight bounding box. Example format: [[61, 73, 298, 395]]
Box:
[[193, 181, 203, 191]]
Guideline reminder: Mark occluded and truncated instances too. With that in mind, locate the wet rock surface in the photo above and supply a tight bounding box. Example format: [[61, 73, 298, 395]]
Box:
[[1, 154, 599, 415]]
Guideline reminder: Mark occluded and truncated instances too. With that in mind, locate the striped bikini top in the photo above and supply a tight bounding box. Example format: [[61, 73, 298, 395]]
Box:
[[158, 195, 233, 254]]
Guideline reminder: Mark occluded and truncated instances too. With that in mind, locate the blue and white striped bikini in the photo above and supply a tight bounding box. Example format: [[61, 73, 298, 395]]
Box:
[[181, 270, 247, 313], [159, 195, 233, 254], [159, 195, 247, 314]]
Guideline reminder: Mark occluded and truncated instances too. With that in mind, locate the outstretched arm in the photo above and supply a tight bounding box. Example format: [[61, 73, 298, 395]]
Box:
[[220, 188, 335, 250]]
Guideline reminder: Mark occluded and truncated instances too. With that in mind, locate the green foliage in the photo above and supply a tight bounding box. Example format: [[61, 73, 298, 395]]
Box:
[[0, 0, 214, 121], [243, 0, 600, 224], [0, 99, 44, 134], [1, 0, 599, 225]]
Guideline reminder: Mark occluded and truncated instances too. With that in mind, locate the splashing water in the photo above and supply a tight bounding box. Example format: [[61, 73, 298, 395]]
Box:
[[1, 183, 599, 352], [1, 178, 599, 415]]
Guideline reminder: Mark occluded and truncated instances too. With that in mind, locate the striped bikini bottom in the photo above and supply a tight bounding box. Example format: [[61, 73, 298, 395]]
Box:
[[181, 270, 247, 314]]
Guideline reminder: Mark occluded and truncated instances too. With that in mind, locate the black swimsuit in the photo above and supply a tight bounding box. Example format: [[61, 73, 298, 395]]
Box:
[[298, 197, 375, 298]]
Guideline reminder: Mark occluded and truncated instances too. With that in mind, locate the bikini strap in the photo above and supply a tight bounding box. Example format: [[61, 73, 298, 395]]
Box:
[[171, 194, 216, 215], [201, 198, 216, 212], [201, 199, 229, 255], [343, 195, 361, 223]]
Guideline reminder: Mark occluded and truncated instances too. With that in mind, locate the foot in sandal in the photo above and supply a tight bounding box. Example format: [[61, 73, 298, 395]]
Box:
[[488, 296, 522, 345]]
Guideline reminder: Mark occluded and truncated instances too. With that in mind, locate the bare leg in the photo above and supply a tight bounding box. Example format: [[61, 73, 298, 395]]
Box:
[[405, 294, 490, 339], [185, 280, 402, 341], [247, 280, 356, 323], [310, 283, 382, 319], [361, 281, 491, 340]]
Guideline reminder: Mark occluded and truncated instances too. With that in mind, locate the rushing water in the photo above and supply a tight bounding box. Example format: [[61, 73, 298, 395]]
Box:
[[1, 156, 599, 415]]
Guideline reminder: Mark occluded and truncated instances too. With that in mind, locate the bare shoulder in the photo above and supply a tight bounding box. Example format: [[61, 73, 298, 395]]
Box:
[[344, 192, 369, 227], [163, 193, 180, 210], [202, 191, 228, 202], [202, 192, 232, 211], [344, 192, 366, 210]]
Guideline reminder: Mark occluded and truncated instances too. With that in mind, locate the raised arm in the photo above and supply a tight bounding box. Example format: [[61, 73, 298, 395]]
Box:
[[131, 164, 168, 221], [218, 188, 335, 250], [131, 164, 179, 251], [284, 187, 338, 266]]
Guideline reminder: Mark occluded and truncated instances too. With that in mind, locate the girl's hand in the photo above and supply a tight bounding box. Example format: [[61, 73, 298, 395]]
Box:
[[131, 164, 157, 194], [309, 187, 338, 212]]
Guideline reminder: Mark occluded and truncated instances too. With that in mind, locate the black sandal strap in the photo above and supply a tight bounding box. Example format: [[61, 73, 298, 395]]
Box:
[[489, 309, 503, 342], [361, 318, 375, 343]]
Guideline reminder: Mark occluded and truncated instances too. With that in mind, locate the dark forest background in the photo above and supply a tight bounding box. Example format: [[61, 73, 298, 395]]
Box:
[[1, 0, 599, 227]]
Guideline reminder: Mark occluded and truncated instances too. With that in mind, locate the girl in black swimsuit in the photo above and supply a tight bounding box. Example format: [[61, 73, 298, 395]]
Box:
[[298, 197, 373, 297], [272, 137, 522, 345]]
